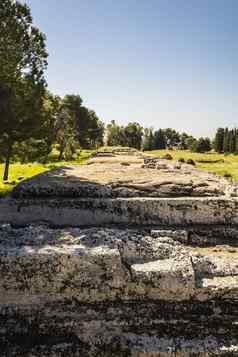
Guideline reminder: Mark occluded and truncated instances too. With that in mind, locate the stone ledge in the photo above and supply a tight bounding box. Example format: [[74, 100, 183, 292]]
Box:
[[1, 196, 238, 227]]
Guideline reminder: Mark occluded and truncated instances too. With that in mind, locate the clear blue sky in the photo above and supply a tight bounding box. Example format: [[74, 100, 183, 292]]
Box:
[[26, 0, 238, 137]]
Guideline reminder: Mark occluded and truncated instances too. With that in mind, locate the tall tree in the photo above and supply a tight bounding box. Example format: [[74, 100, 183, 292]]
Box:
[[55, 107, 78, 160], [41, 92, 61, 155], [106, 121, 126, 147], [214, 128, 224, 153], [153, 129, 166, 149], [184, 135, 197, 151], [163, 128, 180, 148], [124, 122, 143, 150], [85, 110, 104, 148], [235, 129, 238, 154], [223, 128, 229, 153], [143, 128, 154, 151], [76, 107, 104, 148], [62, 95, 104, 149], [229, 129, 236, 153], [0, 0, 48, 180]]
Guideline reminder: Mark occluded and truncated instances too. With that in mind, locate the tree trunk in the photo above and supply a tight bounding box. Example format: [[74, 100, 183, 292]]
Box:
[[3, 142, 12, 181], [58, 144, 64, 161]]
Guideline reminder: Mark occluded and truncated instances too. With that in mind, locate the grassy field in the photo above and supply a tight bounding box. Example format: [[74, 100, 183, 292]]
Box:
[[0, 150, 93, 197], [146, 149, 238, 181]]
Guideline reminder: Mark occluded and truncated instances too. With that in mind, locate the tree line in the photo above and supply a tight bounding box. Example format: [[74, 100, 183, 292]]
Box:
[[106, 122, 211, 153], [0, 1, 237, 182], [214, 128, 238, 154]]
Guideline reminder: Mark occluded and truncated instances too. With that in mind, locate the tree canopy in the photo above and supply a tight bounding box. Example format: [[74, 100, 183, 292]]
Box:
[[0, 0, 48, 180]]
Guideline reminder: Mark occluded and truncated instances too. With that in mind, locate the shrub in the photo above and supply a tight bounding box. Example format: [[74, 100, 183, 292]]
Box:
[[186, 159, 196, 166], [162, 153, 173, 160]]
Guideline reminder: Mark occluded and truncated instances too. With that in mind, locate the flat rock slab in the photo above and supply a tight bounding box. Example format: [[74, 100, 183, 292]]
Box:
[[1, 155, 238, 227], [11, 157, 234, 198]]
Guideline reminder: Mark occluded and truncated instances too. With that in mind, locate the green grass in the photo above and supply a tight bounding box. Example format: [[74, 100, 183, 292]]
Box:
[[0, 150, 93, 197], [145, 149, 238, 181]]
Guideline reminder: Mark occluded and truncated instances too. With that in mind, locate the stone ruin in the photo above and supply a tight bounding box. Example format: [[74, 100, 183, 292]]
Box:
[[0, 153, 238, 356]]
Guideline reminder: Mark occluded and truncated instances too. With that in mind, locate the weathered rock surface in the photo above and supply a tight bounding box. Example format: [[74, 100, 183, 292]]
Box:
[[1, 154, 238, 355], [1, 225, 238, 356], [1, 155, 238, 227], [10, 159, 233, 199]]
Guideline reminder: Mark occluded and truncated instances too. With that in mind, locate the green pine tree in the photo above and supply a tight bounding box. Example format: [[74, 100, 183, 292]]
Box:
[[223, 128, 229, 153], [214, 128, 224, 153]]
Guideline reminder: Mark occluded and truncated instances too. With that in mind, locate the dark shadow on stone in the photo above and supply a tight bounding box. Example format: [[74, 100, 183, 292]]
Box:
[[11, 166, 116, 199]]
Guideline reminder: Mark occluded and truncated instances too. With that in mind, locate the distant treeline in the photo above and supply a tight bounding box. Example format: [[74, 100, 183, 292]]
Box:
[[106, 122, 238, 155], [105, 121, 211, 153], [214, 128, 238, 154]]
